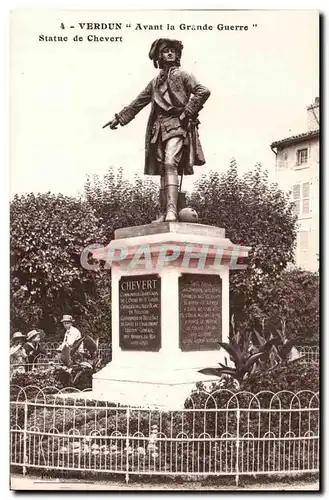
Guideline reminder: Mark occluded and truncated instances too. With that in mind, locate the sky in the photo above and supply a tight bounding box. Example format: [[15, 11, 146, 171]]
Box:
[[10, 9, 319, 197]]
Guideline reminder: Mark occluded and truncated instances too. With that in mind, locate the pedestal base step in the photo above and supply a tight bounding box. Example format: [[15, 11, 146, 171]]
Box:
[[90, 363, 219, 409]]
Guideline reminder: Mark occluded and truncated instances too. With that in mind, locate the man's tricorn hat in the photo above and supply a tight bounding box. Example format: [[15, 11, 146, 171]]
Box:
[[148, 38, 183, 68]]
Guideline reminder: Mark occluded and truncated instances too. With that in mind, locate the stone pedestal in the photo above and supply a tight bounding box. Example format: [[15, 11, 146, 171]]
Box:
[[91, 222, 250, 409]]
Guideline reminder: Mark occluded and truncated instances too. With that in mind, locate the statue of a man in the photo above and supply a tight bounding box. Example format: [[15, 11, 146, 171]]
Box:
[[104, 38, 211, 222]]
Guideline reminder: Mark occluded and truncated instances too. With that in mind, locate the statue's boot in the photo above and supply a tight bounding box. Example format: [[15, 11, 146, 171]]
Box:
[[164, 165, 179, 222], [152, 176, 166, 223]]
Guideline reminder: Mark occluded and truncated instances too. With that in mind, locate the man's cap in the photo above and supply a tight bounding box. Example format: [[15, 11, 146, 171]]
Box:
[[148, 38, 183, 68], [60, 314, 74, 323]]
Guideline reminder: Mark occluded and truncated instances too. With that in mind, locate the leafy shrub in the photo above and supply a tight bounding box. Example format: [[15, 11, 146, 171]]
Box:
[[241, 358, 319, 394], [11, 368, 63, 396], [10, 192, 110, 335], [236, 270, 319, 345]]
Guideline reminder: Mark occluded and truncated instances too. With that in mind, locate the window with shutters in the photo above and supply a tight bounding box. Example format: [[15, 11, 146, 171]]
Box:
[[298, 231, 309, 253], [296, 148, 308, 166], [302, 182, 310, 214], [292, 182, 310, 216]]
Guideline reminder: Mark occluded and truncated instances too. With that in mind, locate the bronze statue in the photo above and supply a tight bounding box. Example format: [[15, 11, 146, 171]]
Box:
[[103, 38, 211, 222]]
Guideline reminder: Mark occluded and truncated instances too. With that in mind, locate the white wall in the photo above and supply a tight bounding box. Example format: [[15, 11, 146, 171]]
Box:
[[274, 136, 319, 271]]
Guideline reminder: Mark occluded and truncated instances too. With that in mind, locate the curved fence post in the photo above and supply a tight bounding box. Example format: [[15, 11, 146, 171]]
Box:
[[125, 407, 130, 484], [23, 401, 28, 476], [235, 407, 240, 487]]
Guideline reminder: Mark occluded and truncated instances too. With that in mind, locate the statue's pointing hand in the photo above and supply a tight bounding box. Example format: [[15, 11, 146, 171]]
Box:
[[102, 117, 119, 130]]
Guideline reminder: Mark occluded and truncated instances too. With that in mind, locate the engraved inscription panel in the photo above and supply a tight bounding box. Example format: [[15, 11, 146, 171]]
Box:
[[179, 274, 222, 351], [119, 274, 161, 351]]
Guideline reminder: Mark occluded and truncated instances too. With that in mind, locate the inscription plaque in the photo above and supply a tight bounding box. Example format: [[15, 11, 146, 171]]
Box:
[[119, 274, 161, 351], [179, 274, 222, 351]]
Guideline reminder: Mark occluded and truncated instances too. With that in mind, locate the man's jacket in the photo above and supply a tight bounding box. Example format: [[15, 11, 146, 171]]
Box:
[[115, 67, 211, 176]]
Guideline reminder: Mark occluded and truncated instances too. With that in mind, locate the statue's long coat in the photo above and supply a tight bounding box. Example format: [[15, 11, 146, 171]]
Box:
[[116, 67, 211, 176]]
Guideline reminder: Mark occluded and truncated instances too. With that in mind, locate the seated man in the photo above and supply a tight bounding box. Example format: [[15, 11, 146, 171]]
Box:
[[58, 315, 84, 353]]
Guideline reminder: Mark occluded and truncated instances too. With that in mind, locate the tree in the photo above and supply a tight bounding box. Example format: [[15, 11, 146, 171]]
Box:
[[84, 167, 159, 239], [10, 192, 109, 336], [189, 161, 298, 328], [10, 169, 159, 341], [255, 268, 319, 345]]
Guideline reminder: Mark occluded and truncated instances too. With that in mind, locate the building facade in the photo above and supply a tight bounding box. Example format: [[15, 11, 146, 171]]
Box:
[[270, 98, 319, 271]]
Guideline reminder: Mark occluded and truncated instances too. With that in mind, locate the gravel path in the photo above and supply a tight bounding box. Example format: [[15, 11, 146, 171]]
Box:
[[10, 474, 319, 491]]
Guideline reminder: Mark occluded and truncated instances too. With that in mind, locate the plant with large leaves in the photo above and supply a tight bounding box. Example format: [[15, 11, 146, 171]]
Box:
[[198, 331, 276, 388], [251, 328, 279, 371], [271, 320, 302, 365]]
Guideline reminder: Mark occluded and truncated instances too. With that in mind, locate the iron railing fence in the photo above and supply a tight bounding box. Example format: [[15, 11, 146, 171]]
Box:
[[39, 343, 317, 363], [40, 342, 112, 361], [12, 343, 318, 362], [296, 346, 319, 363], [10, 344, 319, 380], [10, 386, 319, 485], [10, 354, 59, 378], [10, 343, 112, 376]]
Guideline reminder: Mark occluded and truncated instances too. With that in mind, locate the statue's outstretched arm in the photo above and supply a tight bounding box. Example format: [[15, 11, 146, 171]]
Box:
[[103, 81, 153, 130]]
